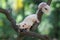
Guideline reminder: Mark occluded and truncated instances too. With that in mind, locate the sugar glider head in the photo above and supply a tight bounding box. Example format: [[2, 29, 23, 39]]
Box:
[[38, 2, 50, 15]]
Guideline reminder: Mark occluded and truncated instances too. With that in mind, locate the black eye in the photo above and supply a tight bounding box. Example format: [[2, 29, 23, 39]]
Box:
[[45, 8, 47, 10], [22, 25, 24, 27]]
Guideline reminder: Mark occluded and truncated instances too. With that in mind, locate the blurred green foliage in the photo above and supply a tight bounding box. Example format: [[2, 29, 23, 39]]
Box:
[[0, 0, 60, 40]]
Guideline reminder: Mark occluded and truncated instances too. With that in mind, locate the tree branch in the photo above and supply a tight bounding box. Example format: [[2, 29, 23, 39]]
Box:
[[0, 8, 19, 32], [47, 0, 52, 5], [21, 30, 51, 40]]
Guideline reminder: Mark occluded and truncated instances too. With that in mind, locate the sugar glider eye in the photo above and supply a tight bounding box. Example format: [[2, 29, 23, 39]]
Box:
[[22, 25, 24, 27], [45, 8, 47, 10]]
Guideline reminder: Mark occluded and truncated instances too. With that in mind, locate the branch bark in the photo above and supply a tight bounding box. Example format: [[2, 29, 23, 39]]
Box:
[[47, 0, 52, 5]]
